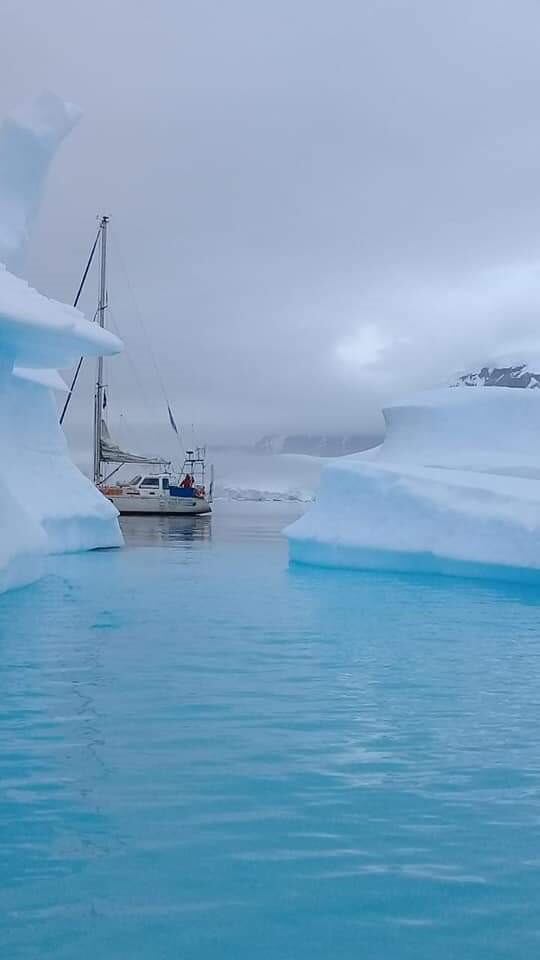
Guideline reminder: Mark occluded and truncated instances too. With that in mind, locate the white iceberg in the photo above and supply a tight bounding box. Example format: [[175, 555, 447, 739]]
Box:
[[287, 372, 540, 582], [0, 94, 123, 593]]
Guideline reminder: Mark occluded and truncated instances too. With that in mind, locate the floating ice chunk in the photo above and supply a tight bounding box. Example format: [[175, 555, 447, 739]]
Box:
[[287, 383, 540, 582], [0, 94, 123, 593]]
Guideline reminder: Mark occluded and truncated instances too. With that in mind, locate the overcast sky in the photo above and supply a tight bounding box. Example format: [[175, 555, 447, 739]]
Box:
[[3, 0, 540, 442]]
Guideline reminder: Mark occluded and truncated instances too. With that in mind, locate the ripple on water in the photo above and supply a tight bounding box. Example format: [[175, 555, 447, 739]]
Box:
[[1, 504, 540, 958]]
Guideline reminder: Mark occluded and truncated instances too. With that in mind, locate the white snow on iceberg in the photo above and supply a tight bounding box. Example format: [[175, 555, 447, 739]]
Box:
[[0, 94, 123, 593], [287, 381, 540, 582], [0, 92, 81, 273]]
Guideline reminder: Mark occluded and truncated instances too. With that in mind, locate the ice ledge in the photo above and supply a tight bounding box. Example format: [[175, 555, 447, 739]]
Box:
[[13, 367, 67, 390], [286, 384, 540, 582], [0, 264, 121, 368], [288, 539, 540, 585]]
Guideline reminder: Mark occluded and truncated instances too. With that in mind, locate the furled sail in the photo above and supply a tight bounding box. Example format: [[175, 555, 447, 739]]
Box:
[[99, 420, 169, 466]]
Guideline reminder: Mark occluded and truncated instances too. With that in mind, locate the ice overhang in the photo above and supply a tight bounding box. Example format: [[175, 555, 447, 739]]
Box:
[[0, 264, 122, 368]]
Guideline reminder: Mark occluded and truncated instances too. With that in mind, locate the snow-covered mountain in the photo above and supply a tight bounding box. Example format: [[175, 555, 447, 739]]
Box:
[[454, 364, 540, 389], [211, 449, 323, 502], [254, 432, 380, 457]]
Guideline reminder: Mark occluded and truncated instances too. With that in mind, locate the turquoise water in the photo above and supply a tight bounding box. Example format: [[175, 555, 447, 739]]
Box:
[[2, 503, 540, 958]]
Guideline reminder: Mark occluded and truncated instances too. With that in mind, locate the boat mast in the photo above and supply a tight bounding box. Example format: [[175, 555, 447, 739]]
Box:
[[59, 223, 102, 426], [93, 215, 109, 484]]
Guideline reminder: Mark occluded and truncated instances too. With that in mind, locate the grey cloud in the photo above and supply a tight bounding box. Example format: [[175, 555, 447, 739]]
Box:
[[2, 0, 540, 441]]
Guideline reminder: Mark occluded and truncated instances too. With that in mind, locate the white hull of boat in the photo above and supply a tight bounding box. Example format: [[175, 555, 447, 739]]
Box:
[[107, 494, 211, 516]]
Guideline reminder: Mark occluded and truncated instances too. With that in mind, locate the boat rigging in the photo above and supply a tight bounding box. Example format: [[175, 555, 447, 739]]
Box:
[[61, 215, 212, 516]]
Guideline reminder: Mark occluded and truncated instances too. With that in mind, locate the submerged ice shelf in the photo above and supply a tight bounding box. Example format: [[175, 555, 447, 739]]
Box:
[[0, 94, 123, 592], [287, 380, 540, 582]]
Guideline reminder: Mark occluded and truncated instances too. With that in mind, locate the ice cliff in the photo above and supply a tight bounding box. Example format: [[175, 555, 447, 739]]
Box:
[[0, 94, 122, 593], [287, 372, 540, 582]]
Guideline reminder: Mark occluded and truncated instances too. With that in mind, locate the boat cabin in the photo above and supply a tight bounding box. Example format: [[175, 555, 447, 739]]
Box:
[[128, 474, 171, 495], [119, 472, 207, 499]]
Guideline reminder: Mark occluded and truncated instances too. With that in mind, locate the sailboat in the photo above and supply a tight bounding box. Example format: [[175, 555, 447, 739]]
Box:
[[62, 215, 212, 516]]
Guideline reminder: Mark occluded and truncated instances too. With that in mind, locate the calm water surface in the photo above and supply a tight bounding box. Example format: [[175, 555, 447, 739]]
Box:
[[2, 502, 540, 958]]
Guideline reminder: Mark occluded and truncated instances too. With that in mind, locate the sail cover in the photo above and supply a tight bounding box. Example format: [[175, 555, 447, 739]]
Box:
[[100, 420, 170, 466]]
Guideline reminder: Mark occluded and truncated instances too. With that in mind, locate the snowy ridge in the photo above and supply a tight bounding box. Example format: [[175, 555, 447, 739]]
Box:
[[0, 94, 123, 593], [454, 363, 540, 389], [287, 381, 540, 582]]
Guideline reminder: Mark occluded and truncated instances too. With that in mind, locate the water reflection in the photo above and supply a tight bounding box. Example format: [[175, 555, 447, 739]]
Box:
[[119, 502, 304, 549], [120, 513, 213, 546]]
